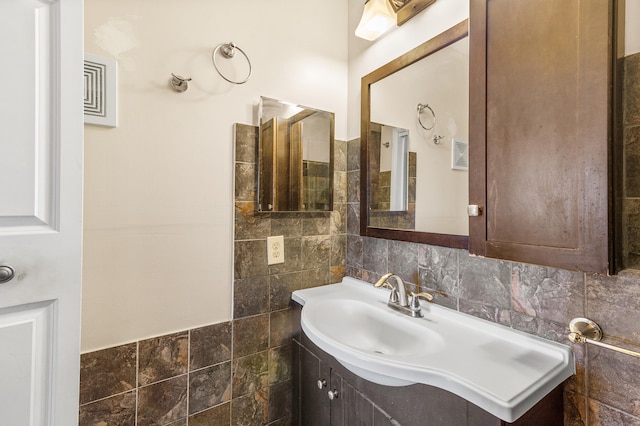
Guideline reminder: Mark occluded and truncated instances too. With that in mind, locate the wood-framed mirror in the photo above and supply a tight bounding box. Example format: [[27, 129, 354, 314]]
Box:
[[360, 19, 469, 249]]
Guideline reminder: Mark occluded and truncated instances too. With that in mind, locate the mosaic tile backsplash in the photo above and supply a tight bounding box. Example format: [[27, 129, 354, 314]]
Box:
[[81, 72, 640, 426]]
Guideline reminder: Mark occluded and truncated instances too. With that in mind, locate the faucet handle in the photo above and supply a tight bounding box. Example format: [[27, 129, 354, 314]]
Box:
[[409, 291, 433, 313], [376, 280, 400, 303], [410, 291, 434, 302]]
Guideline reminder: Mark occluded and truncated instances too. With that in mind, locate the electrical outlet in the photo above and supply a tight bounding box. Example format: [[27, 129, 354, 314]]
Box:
[[267, 235, 285, 265]]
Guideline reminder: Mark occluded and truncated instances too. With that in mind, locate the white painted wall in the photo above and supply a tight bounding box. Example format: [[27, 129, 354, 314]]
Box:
[[83, 0, 347, 352]]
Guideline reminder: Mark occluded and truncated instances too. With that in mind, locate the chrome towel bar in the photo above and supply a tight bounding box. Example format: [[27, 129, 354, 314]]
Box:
[[568, 317, 640, 359]]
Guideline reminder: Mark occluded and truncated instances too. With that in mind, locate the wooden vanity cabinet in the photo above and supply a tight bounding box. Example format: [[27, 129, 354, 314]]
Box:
[[293, 333, 563, 426], [296, 339, 397, 426], [468, 0, 616, 273]]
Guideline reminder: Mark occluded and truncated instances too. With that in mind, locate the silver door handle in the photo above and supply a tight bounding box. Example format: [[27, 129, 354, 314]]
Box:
[[0, 265, 15, 283]]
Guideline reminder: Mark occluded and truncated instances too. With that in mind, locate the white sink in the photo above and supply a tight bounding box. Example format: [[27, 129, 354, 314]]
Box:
[[292, 277, 575, 423]]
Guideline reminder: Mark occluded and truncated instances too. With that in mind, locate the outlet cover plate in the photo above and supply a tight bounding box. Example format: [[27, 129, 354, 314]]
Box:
[[267, 235, 285, 265]]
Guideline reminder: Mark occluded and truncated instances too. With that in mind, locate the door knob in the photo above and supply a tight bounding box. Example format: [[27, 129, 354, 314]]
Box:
[[0, 265, 15, 283], [328, 389, 339, 400]]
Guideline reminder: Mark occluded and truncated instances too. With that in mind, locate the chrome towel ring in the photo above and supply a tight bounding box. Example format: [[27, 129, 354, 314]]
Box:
[[212, 41, 252, 85], [417, 103, 436, 130]]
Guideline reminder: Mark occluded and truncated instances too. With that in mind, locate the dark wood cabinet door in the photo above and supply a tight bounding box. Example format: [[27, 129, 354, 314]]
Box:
[[469, 0, 614, 273], [300, 346, 331, 426]]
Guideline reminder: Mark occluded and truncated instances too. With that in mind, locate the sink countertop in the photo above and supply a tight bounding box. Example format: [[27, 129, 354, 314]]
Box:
[[292, 277, 575, 423]]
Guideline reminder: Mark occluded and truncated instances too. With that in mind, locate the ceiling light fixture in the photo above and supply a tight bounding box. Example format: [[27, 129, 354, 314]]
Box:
[[355, 0, 397, 41]]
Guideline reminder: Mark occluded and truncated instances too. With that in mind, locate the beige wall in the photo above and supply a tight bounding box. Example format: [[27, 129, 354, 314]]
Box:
[[82, 0, 347, 352]]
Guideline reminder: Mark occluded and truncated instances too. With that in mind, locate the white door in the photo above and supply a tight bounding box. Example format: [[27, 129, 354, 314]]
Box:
[[0, 0, 83, 425]]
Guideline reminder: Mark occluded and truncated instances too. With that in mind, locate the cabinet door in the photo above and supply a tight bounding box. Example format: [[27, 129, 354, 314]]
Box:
[[300, 347, 331, 426], [469, 0, 613, 273]]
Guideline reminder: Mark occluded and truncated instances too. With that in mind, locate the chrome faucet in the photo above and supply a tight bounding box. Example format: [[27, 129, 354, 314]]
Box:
[[374, 273, 434, 318]]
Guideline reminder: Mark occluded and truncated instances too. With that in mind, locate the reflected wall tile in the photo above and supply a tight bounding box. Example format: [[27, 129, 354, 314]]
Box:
[[79, 391, 136, 426], [189, 362, 232, 414], [459, 255, 511, 309], [347, 170, 360, 203], [190, 322, 232, 370], [334, 172, 347, 204], [139, 332, 188, 386], [387, 240, 419, 285], [232, 351, 269, 398], [137, 375, 188, 425], [624, 199, 640, 268], [233, 314, 269, 358], [587, 270, 640, 343], [188, 402, 231, 426], [235, 123, 258, 164], [235, 240, 269, 279], [625, 126, 640, 198], [363, 237, 388, 276], [347, 138, 361, 172], [234, 276, 269, 319], [334, 139, 347, 172], [80, 342, 137, 404], [511, 264, 585, 325], [625, 53, 640, 126], [418, 245, 458, 297], [588, 346, 640, 417]]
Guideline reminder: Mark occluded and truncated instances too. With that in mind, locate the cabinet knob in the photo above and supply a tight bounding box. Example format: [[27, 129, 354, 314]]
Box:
[[0, 265, 15, 284], [328, 389, 339, 400], [467, 205, 483, 217], [317, 379, 327, 389]]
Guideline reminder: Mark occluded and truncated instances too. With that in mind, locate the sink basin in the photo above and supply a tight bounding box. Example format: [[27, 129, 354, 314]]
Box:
[[306, 299, 444, 357], [292, 277, 575, 423]]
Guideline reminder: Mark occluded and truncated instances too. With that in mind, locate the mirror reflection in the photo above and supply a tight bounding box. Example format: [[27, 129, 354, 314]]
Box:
[[369, 123, 417, 229], [368, 35, 469, 236], [258, 97, 334, 212]]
